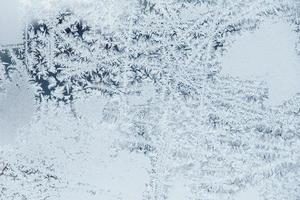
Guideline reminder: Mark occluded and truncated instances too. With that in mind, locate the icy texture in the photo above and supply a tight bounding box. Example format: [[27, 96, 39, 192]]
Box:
[[0, 0, 300, 200]]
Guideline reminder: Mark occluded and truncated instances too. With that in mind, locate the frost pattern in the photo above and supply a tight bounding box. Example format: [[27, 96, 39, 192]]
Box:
[[1, 0, 300, 200]]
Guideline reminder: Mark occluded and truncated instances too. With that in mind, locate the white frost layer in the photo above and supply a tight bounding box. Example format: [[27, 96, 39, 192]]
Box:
[[59, 151, 150, 200], [234, 187, 261, 200], [74, 94, 109, 124], [168, 176, 190, 200], [221, 20, 300, 106], [0, 71, 35, 145], [19, 105, 151, 200]]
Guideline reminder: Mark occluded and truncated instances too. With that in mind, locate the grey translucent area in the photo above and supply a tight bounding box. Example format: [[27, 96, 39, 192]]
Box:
[[0, 0, 23, 45], [0, 70, 35, 145], [221, 19, 300, 106]]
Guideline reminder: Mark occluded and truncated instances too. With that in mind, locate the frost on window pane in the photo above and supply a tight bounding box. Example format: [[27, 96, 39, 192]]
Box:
[[0, 0, 300, 200]]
